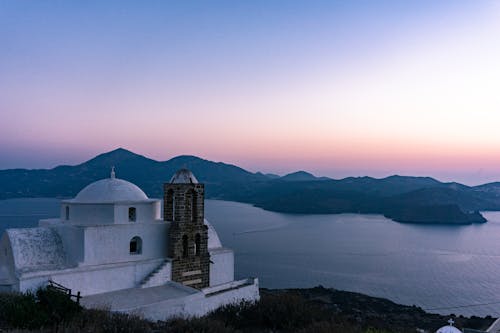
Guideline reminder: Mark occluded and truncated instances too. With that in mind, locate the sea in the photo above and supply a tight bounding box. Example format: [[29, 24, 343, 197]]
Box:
[[2, 198, 500, 317]]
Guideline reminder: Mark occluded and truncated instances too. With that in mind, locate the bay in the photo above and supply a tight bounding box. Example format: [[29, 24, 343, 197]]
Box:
[[2, 198, 500, 317]]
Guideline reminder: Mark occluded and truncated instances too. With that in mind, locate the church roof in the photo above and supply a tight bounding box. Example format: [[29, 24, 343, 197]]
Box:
[[6, 227, 67, 273], [72, 177, 149, 203], [435, 320, 461, 333], [170, 169, 198, 184], [435, 326, 461, 333]]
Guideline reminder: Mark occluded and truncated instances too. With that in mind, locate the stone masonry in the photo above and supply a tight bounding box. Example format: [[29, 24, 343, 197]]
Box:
[[164, 182, 209, 289]]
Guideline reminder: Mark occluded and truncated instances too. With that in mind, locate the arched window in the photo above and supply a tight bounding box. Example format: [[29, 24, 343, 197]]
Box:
[[182, 235, 188, 258], [195, 233, 201, 256], [129, 236, 142, 255], [166, 189, 174, 221], [189, 189, 197, 222], [173, 195, 176, 221], [65, 206, 70, 220], [128, 207, 136, 222]]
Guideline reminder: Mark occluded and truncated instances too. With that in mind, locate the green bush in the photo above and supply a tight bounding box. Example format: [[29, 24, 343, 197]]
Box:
[[36, 288, 81, 324], [160, 317, 235, 333], [208, 292, 332, 331], [64, 309, 152, 333], [0, 287, 82, 330], [0, 288, 491, 333], [0, 291, 48, 329]]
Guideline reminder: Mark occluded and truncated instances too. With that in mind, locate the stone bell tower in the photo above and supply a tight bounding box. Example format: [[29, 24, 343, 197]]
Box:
[[164, 169, 209, 289]]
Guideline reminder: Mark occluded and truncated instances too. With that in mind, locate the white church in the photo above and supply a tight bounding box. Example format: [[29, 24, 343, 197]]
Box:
[[0, 169, 259, 320]]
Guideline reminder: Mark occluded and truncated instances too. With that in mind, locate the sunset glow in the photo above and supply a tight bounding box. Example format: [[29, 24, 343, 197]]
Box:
[[2, 1, 500, 185]]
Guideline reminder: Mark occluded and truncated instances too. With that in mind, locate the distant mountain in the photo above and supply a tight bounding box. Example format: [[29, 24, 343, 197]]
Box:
[[0, 148, 267, 199], [331, 175, 443, 196], [0, 148, 498, 224], [280, 171, 325, 182], [473, 182, 500, 199], [221, 179, 490, 224]]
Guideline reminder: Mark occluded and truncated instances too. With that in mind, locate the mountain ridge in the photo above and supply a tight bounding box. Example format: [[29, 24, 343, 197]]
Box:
[[0, 148, 497, 224]]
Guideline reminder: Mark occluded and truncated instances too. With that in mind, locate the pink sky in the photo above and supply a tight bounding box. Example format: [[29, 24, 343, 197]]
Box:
[[1, 1, 500, 185]]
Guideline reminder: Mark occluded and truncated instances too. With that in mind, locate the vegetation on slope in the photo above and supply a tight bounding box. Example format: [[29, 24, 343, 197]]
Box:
[[0, 286, 494, 333]]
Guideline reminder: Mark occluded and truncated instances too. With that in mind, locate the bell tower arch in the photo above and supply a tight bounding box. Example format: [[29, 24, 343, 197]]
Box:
[[164, 169, 209, 289]]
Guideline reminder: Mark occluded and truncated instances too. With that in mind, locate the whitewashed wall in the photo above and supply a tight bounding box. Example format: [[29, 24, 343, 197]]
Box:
[[54, 225, 84, 266], [113, 201, 161, 224], [209, 248, 234, 286], [0, 234, 17, 291], [19, 258, 170, 296], [112, 278, 260, 321], [64, 204, 114, 225], [83, 223, 170, 265]]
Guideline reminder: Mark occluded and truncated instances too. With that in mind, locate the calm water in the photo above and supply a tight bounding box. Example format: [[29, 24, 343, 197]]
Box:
[[2, 198, 500, 316]]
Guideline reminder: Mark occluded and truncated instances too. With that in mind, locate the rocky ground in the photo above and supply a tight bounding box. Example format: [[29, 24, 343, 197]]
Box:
[[265, 287, 495, 332]]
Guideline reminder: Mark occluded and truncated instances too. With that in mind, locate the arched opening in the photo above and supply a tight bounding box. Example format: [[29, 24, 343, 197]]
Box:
[[65, 206, 70, 220], [195, 233, 201, 256], [128, 207, 136, 222], [189, 189, 197, 222], [166, 189, 174, 221], [129, 236, 142, 255], [182, 235, 188, 258], [173, 195, 176, 221]]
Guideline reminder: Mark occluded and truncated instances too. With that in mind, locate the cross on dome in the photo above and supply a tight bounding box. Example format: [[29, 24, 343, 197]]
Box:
[[435, 318, 461, 333]]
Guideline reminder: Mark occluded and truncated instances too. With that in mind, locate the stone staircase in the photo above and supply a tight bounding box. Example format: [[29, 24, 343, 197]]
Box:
[[140, 260, 170, 288]]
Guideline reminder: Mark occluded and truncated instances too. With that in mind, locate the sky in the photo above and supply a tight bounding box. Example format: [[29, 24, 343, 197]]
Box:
[[1, 1, 500, 185]]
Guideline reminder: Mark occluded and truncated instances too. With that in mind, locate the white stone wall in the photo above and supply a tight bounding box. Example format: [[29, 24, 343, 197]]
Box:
[[113, 201, 161, 224], [0, 233, 17, 290], [19, 258, 167, 295], [114, 278, 260, 321], [209, 248, 234, 286], [64, 204, 114, 225], [198, 278, 260, 314], [53, 225, 84, 267], [83, 223, 170, 265], [18, 275, 46, 293]]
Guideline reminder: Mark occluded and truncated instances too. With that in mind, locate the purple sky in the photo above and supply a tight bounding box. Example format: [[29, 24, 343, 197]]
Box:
[[1, 1, 500, 185]]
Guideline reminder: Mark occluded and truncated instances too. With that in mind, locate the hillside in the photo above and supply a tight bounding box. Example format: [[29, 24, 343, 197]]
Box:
[[0, 287, 494, 332], [280, 171, 329, 181], [0, 148, 499, 224], [0, 148, 267, 200]]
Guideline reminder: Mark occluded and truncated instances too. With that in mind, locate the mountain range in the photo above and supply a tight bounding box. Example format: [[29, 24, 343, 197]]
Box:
[[2, 148, 499, 224]]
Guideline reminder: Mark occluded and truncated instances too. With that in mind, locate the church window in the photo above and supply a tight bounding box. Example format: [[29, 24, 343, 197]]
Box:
[[129, 236, 142, 255], [65, 206, 70, 220], [128, 207, 136, 222], [195, 233, 201, 256], [182, 235, 188, 257]]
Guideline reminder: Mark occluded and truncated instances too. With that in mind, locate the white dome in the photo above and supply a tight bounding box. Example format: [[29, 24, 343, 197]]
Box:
[[170, 169, 198, 184], [204, 219, 222, 249], [73, 178, 148, 203], [436, 325, 461, 333]]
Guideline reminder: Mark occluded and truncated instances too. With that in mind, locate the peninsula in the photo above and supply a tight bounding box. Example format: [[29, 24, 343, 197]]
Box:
[[0, 148, 497, 225]]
